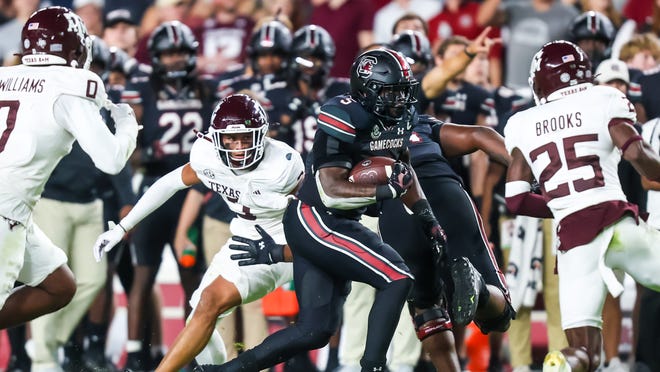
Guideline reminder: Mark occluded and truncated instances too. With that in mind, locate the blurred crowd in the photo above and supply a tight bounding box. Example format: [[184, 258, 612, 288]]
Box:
[[2, 0, 660, 372]]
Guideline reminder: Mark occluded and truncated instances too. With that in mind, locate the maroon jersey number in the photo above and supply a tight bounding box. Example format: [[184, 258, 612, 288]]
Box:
[[529, 134, 604, 199], [0, 100, 20, 153]]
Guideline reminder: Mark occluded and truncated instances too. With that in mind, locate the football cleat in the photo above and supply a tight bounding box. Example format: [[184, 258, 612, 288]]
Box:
[[450, 257, 484, 326], [543, 351, 572, 372]]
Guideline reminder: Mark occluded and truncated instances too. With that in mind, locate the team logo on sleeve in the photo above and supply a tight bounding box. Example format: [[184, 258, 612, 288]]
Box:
[[357, 56, 377, 78], [203, 169, 216, 179]]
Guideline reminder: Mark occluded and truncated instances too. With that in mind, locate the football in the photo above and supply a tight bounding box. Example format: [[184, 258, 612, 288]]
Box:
[[348, 156, 395, 185]]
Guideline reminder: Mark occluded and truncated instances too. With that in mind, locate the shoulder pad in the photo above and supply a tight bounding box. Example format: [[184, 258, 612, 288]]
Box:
[[317, 95, 373, 142]]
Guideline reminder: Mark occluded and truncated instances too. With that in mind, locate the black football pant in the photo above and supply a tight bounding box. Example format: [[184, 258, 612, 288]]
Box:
[[217, 200, 413, 371]]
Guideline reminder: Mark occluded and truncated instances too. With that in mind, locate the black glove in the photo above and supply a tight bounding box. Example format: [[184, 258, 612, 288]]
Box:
[[229, 225, 285, 266], [376, 161, 414, 200], [427, 221, 448, 266], [411, 199, 447, 265]]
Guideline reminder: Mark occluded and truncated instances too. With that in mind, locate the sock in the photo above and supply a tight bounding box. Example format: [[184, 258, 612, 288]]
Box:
[[7, 325, 28, 361], [360, 358, 387, 372], [325, 347, 339, 372], [86, 322, 108, 352], [126, 339, 143, 353]]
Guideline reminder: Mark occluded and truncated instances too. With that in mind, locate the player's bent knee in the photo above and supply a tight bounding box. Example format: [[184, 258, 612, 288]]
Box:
[[474, 301, 515, 334], [198, 285, 235, 319], [298, 328, 334, 350], [43, 265, 76, 308], [413, 306, 453, 340]]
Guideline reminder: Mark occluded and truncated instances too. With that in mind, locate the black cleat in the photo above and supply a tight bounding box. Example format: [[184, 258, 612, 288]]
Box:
[[450, 256, 484, 326], [83, 348, 118, 372]]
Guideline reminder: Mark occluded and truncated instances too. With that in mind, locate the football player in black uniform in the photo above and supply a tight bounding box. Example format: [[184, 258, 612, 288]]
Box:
[[222, 29, 511, 372], [284, 24, 350, 160], [198, 49, 447, 372], [388, 29, 434, 114], [121, 20, 216, 370], [216, 20, 294, 142]]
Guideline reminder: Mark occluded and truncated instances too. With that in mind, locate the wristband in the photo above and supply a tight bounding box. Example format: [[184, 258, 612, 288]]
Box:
[[411, 199, 436, 226], [620, 135, 643, 155], [117, 222, 127, 233], [464, 47, 476, 59]]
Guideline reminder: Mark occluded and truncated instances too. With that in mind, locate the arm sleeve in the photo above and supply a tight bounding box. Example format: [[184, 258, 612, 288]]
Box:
[[54, 95, 137, 175], [119, 166, 189, 230]]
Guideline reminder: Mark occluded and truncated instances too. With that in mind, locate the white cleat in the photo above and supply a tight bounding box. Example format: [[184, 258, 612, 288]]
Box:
[[543, 351, 572, 372]]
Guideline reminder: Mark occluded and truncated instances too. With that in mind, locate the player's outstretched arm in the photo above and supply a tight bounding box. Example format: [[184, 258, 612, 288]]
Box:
[[422, 27, 500, 99], [92, 164, 200, 261], [436, 123, 510, 166], [610, 119, 660, 181]]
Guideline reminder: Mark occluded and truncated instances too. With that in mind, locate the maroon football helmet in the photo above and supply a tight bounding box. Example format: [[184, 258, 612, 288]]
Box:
[[209, 94, 269, 169], [20, 6, 91, 69], [529, 40, 593, 104]]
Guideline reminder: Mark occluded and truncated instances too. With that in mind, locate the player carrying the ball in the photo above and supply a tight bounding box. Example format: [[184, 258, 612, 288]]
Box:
[[196, 48, 449, 372]]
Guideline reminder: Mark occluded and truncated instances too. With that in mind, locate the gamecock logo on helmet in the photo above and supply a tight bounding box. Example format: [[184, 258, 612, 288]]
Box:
[[357, 56, 377, 78]]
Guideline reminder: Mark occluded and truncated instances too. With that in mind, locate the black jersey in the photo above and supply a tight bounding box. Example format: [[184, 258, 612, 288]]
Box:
[[217, 73, 294, 143], [408, 116, 462, 182], [123, 72, 217, 176], [296, 94, 418, 218], [638, 67, 660, 120], [287, 77, 350, 159], [432, 81, 495, 124]]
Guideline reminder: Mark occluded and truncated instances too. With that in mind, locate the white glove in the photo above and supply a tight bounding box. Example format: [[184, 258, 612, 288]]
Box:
[[93, 221, 126, 262], [108, 102, 135, 121]]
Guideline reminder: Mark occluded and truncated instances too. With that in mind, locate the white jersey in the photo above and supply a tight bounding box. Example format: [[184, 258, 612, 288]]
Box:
[[189, 137, 304, 239], [504, 85, 635, 223], [642, 118, 660, 229], [0, 64, 134, 224]]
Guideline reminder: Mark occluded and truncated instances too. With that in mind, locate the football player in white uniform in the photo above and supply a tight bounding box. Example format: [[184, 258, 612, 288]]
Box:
[[0, 6, 138, 329], [504, 40, 660, 372], [92, 94, 304, 371]]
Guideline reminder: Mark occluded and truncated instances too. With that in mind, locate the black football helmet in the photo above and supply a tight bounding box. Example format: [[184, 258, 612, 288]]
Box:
[[90, 36, 110, 79], [148, 21, 198, 80], [529, 40, 593, 105], [388, 30, 432, 69], [209, 94, 269, 169], [108, 46, 131, 75], [20, 6, 92, 69], [570, 11, 614, 68], [350, 48, 419, 121], [570, 11, 615, 45], [291, 25, 335, 89], [247, 20, 292, 74]]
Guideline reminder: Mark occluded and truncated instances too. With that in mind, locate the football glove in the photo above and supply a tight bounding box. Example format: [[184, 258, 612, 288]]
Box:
[[93, 221, 126, 262], [229, 225, 285, 266], [411, 199, 448, 265], [376, 161, 414, 200], [107, 102, 135, 121], [427, 221, 448, 266]]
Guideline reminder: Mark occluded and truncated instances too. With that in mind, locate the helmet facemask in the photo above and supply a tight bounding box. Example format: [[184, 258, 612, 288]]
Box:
[[209, 125, 268, 170], [367, 80, 419, 121]]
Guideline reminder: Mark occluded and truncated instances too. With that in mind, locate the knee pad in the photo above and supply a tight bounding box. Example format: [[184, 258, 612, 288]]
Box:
[[474, 301, 515, 334], [412, 305, 453, 340]]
